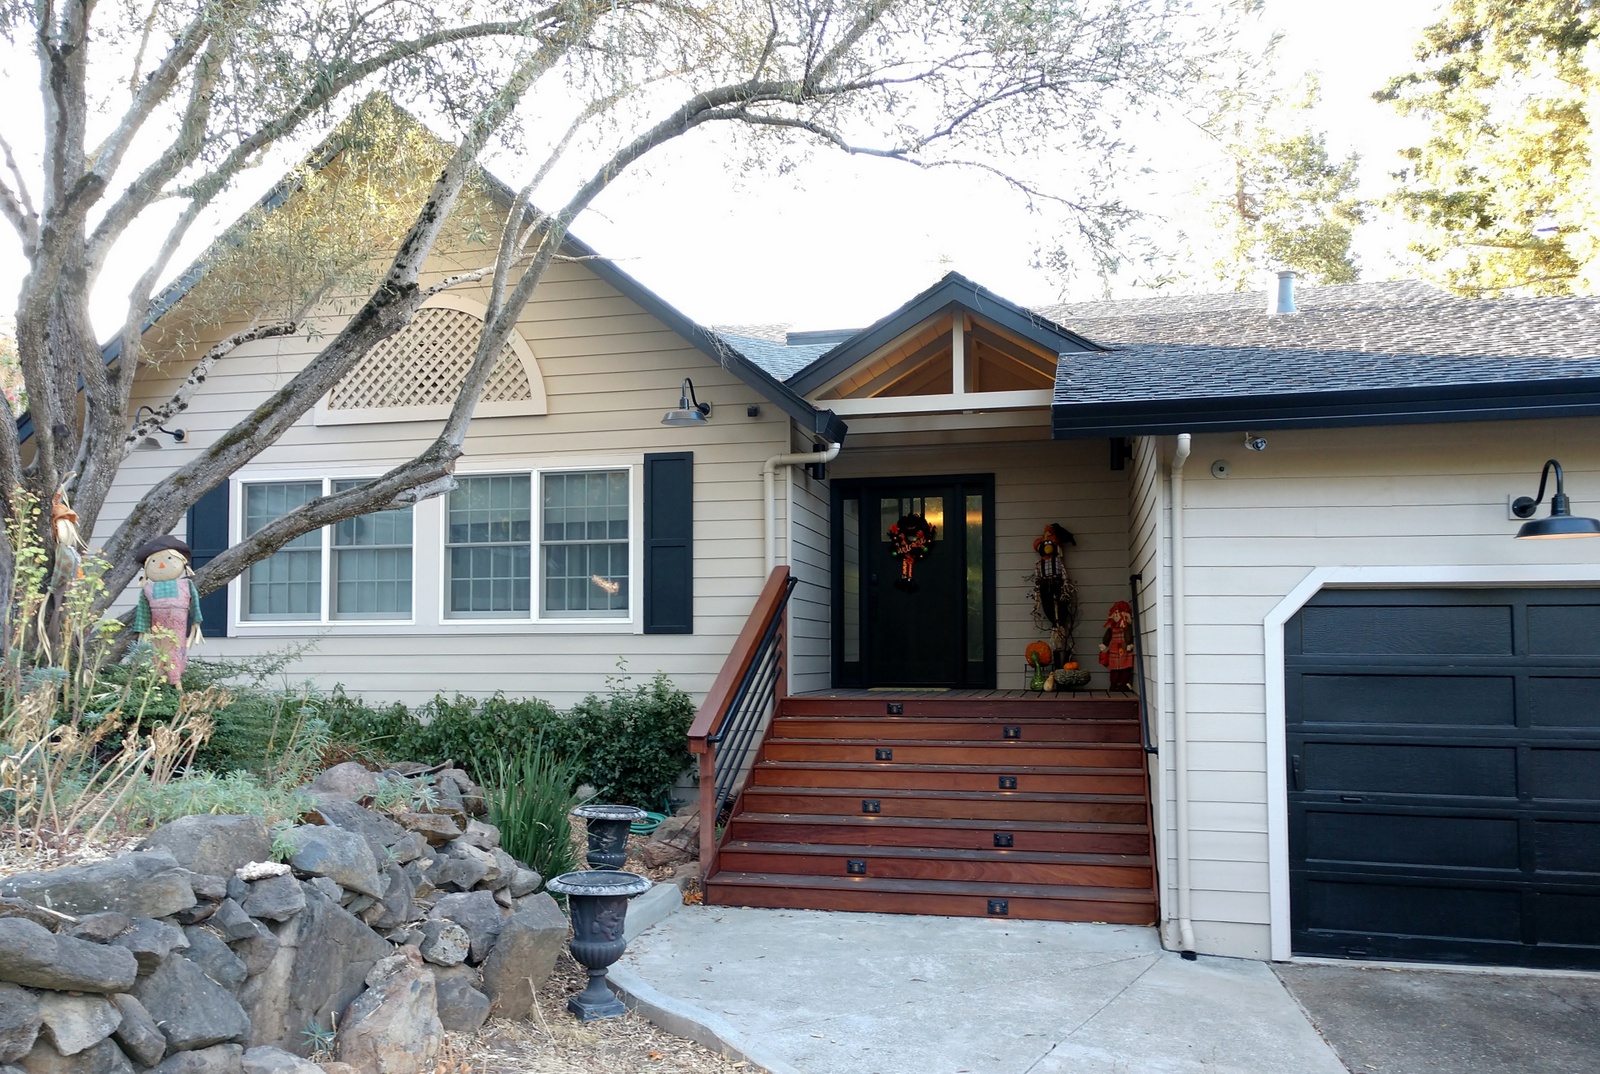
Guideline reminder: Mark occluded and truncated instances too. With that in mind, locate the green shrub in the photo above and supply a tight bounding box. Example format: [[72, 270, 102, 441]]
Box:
[[398, 693, 566, 784], [322, 686, 412, 765], [565, 672, 694, 810], [488, 737, 580, 882]]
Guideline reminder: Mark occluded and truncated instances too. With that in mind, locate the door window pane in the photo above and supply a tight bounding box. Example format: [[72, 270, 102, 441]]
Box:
[[966, 493, 984, 662], [842, 497, 860, 662], [243, 482, 323, 619], [447, 475, 531, 617], [542, 470, 628, 616], [331, 480, 413, 619]]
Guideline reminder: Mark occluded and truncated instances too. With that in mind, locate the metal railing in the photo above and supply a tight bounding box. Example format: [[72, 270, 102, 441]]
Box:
[[687, 567, 796, 878], [1129, 572, 1157, 754]]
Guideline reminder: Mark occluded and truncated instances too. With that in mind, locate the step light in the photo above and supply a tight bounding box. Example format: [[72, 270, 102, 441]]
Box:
[[987, 899, 1009, 916], [1003, 725, 1021, 739], [875, 747, 893, 761], [846, 860, 867, 875], [994, 832, 1014, 848], [861, 799, 881, 814], [998, 776, 1018, 790]]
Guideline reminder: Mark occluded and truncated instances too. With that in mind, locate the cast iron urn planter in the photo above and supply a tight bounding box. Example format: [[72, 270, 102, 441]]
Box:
[[572, 803, 648, 868], [545, 869, 653, 1020]]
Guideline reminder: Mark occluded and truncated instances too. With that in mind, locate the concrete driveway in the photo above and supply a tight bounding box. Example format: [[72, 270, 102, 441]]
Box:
[[1274, 962, 1600, 1074]]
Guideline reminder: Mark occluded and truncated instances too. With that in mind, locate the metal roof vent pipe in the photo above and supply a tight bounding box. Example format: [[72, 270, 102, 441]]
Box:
[[1266, 269, 1298, 315]]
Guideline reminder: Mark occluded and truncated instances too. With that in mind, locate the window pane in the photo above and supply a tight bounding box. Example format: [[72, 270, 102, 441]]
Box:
[[540, 469, 628, 617], [243, 482, 323, 620], [966, 493, 984, 662], [842, 497, 860, 662], [447, 475, 532, 617], [330, 479, 413, 619]]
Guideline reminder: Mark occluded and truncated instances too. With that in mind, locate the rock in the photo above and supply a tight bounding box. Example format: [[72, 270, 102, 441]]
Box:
[[210, 900, 264, 943], [671, 862, 701, 885], [318, 1064, 358, 1074], [0, 899, 62, 932], [417, 920, 469, 967], [492, 887, 512, 909], [241, 875, 304, 923], [636, 840, 692, 869], [305, 877, 342, 904], [225, 877, 251, 903], [425, 891, 504, 964], [240, 1046, 323, 1074], [112, 917, 189, 975], [457, 820, 500, 850], [185, 871, 229, 902], [239, 883, 389, 1053], [388, 832, 429, 865], [35, 994, 120, 1057], [341, 895, 375, 914], [508, 867, 542, 898], [433, 974, 489, 1034], [65, 912, 131, 943], [228, 931, 278, 978], [0, 919, 138, 993], [283, 827, 385, 899], [17, 1036, 134, 1074], [138, 817, 271, 882], [0, 985, 40, 1063], [392, 813, 461, 847], [108, 995, 165, 1067], [150, 1043, 244, 1074], [0, 851, 194, 919], [359, 865, 413, 932], [431, 778, 467, 820], [131, 953, 250, 1052], [439, 770, 487, 817], [303, 798, 408, 865], [335, 949, 439, 1074], [485, 849, 516, 891], [651, 810, 698, 846], [480, 896, 567, 1019], [235, 863, 290, 883], [307, 763, 378, 802], [183, 928, 248, 992], [436, 842, 492, 891]]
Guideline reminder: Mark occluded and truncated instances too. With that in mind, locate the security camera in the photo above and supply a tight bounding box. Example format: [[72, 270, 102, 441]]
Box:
[[1244, 434, 1267, 452]]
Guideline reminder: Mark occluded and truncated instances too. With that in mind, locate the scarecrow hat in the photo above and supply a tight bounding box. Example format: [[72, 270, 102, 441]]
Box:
[[1032, 523, 1075, 555], [131, 535, 193, 566]]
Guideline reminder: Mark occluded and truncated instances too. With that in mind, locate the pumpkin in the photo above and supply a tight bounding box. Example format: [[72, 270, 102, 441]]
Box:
[[1062, 661, 1079, 670], [1024, 641, 1053, 667]]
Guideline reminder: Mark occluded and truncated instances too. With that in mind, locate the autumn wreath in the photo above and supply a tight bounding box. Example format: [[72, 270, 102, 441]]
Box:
[[888, 513, 936, 582]]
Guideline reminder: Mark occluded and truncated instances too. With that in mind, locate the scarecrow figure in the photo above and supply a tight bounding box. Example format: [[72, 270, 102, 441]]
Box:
[[1099, 600, 1136, 691], [131, 536, 203, 685], [1029, 523, 1077, 662]]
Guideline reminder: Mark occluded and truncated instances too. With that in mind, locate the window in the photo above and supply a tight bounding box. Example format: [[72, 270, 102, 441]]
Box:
[[446, 469, 630, 620], [241, 479, 413, 622]]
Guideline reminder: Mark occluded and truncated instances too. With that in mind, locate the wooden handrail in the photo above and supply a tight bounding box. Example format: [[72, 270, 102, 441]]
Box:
[[688, 566, 791, 750]]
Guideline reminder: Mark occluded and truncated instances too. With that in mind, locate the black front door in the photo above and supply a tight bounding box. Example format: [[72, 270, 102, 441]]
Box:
[[832, 476, 994, 688]]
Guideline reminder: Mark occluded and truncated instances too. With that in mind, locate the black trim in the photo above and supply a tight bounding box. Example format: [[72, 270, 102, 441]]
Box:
[[642, 452, 694, 634], [185, 483, 230, 637], [788, 273, 1101, 396], [1052, 378, 1600, 439]]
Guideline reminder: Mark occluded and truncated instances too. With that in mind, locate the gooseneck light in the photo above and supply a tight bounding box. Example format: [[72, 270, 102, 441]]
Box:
[[1511, 459, 1600, 539]]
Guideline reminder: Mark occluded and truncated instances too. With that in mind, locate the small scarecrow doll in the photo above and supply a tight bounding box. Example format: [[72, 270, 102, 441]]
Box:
[[131, 536, 203, 685], [1098, 599, 1136, 691]]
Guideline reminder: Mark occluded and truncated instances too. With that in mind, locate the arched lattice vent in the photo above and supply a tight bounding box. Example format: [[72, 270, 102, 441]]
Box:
[[316, 294, 547, 425], [329, 306, 530, 409]]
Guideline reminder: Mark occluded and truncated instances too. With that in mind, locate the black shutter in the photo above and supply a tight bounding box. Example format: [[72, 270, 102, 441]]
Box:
[[643, 451, 693, 634], [186, 482, 230, 637]]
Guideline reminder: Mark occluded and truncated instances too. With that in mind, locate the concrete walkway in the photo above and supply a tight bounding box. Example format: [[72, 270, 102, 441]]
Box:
[[610, 899, 1347, 1074]]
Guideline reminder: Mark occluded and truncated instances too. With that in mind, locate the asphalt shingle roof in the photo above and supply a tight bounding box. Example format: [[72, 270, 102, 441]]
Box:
[[713, 331, 838, 381]]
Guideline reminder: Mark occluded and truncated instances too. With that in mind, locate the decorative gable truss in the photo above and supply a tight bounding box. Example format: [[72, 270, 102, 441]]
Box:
[[315, 293, 548, 425]]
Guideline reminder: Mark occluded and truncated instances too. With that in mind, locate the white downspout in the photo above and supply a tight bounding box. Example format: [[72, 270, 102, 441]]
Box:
[[1170, 432, 1196, 956], [764, 440, 841, 573]]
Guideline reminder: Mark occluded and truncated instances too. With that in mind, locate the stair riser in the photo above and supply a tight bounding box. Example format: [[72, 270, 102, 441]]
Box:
[[763, 743, 1144, 767], [778, 699, 1140, 720], [705, 883, 1157, 924], [724, 820, 1150, 855], [772, 718, 1140, 743], [750, 767, 1145, 795], [716, 851, 1153, 888], [739, 791, 1146, 824]]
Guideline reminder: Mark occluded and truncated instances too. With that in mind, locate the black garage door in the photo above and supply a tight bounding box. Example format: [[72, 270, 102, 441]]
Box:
[[1286, 588, 1600, 970]]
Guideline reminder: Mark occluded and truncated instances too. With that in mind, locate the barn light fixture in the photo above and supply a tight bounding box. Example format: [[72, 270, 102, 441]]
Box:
[[1512, 459, 1600, 539], [661, 378, 711, 426], [132, 405, 187, 450]]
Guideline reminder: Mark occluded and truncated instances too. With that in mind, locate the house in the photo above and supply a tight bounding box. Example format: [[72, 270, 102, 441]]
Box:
[[95, 136, 1600, 973]]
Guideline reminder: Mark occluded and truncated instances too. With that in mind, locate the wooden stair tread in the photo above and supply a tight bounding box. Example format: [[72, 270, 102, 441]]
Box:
[[730, 811, 1149, 834], [755, 760, 1142, 777], [768, 736, 1140, 748], [741, 786, 1146, 805], [709, 871, 1156, 903], [721, 840, 1148, 867]]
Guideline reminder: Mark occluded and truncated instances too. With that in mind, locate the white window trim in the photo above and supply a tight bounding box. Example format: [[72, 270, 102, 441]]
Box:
[[1261, 563, 1600, 963], [229, 470, 419, 634], [440, 458, 642, 631]]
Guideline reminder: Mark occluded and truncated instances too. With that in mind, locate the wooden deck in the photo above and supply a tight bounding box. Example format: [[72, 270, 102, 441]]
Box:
[[793, 688, 1138, 702]]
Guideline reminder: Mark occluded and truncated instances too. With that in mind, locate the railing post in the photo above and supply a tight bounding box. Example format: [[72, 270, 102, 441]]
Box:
[[697, 748, 717, 877]]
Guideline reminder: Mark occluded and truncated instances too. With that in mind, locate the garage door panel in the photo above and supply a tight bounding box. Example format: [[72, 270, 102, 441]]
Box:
[[1535, 820, 1600, 874], [1304, 878, 1523, 942], [1529, 748, 1600, 801], [1302, 743, 1518, 797], [1303, 811, 1520, 870], [1297, 604, 1512, 657], [1528, 677, 1600, 727], [1526, 603, 1600, 655], [1300, 674, 1514, 726], [1538, 893, 1600, 945]]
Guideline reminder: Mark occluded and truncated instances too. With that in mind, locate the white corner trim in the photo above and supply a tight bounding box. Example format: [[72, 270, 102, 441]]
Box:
[[1262, 563, 1600, 962]]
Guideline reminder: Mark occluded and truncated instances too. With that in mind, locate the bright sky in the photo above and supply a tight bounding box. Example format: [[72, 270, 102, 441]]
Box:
[[0, 0, 1445, 339]]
